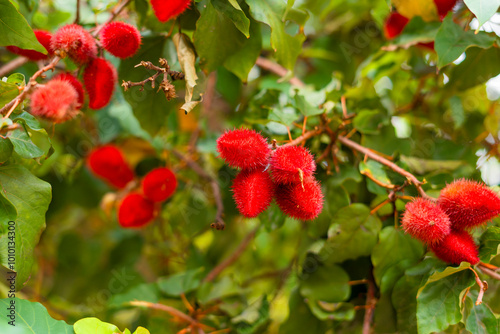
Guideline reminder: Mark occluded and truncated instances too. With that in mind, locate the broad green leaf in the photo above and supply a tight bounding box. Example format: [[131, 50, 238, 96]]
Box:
[[435, 15, 496, 68], [248, 0, 305, 70], [400, 156, 465, 175], [352, 110, 386, 134], [133, 327, 151, 334], [0, 298, 73, 333], [294, 93, 323, 117], [157, 267, 204, 296], [465, 298, 500, 334], [319, 204, 382, 264], [279, 289, 329, 334], [0, 188, 16, 223], [372, 227, 424, 286], [416, 262, 471, 297], [12, 112, 44, 131], [173, 33, 201, 114], [7, 73, 25, 86], [108, 283, 159, 308], [212, 0, 250, 37], [479, 226, 500, 262], [0, 0, 46, 52], [8, 129, 44, 159], [232, 295, 270, 333], [0, 80, 19, 107], [268, 107, 298, 126], [74, 317, 120, 334], [0, 165, 51, 290], [299, 262, 350, 302], [0, 137, 14, 162], [463, 0, 500, 28], [448, 47, 500, 91], [306, 300, 355, 321], [416, 270, 475, 334]]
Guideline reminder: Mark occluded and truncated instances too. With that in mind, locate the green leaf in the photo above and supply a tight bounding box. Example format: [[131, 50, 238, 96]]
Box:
[[465, 298, 500, 334], [232, 295, 270, 333], [108, 283, 159, 308], [74, 317, 121, 334], [0, 187, 16, 223], [212, 0, 250, 37], [7, 73, 25, 86], [268, 107, 298, 126], [0, 0, 46, 52], [463, 0, 500, 28], [294, 93, 323, 117], [435, 14, 496, 68], [479, 226, 500, 262], [416, 262, 471, 297], [400, 156, 465, 175], [0, 165, 51, 290], [0, 137, 13, 163], [279, 289, 329, 334], [0, 297, 73, 333], [248, 0, 305, 70], [306, 300, 355, 321], [299, 262, 350, 303], [319, 204, 382, 264], [416, 269, 475, 334], [157, 267, 204, 296], [352, 110, 386, 134], [372, 227, 424, 286], [392, 16, 440, 46], [8, 128, 45, 159], [0, 80, 19, 107], [448, 47, 500, 91]]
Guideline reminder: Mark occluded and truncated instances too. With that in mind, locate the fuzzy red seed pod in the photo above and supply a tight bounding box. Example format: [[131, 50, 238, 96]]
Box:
[[216, 129, 271, 170], [275, 177, 323, 220], [430, 229, 480, 265], [6, 30, 54, 61], [150, 0, 191, 23], [270, 146, 316, 184], [99, 22, 141, 59], [51, 24, 97, 64], [118, 193, 156, 228], [30, 79, 79, 123], [434, 0, 457, 19], [438, 179, 500, 230], [83, 58, 117, 110], [142, 167, 177, 202], [384, 12, 409, 39], [53, 73, 85, 107], [232, 169, 274, 218], [401, 198, 451, 244], [87, 145, 135, 189]]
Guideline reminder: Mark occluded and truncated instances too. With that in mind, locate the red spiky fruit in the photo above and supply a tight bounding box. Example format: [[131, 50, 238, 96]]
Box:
[[430, 229, 480, 265], [270, 146, 316, 184], [118, 193, 156, 228], [142, 167, 177, 202], [6, 30, 54, 61], [401, 198, 451, 244], [232, 169, 274, 218], [51, 24, 97, 64], [30, 79, 79, 123], [100, 22, 141, 59], [150, 0, 191, 23], [384, 12, 409, 39], [87, 145, 135, 189], [438, 179, 500, 230], [275, 177, 323, 220], [434, 0, 457, 19], [83, 58, 117, 110], [53, 73, 85, 107], [216, 129, 271, 170]]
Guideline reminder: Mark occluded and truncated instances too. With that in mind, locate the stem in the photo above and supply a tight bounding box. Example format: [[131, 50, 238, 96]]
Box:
[[478, 264, 500, 280], [255, 57, 305, 88], [0, 57, 29, 78], [362, 273, 376, 334], [203, 227, 258, 282], [469, 267, 487, 305], [0, 56, 61, 116], [74, 0, 81, 24]]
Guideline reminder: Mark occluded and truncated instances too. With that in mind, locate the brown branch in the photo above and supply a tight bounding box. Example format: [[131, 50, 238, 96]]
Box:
[[0, 57, 29, 78], [362, 273, 376, 334], [478, 264, 500, 280], [469, 267, 487, 305], [255, 57, 305, 88], [203, 227, 258, 282], [171, 149, 225, 230], [74, 0, 81, 24], [92, 0, 133, 36], [282, 126, 325, 147], [0, 56, 61, 116]]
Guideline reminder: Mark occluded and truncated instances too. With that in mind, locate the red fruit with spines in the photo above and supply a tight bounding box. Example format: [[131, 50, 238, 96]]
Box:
[[83, 58, 117, 110], [30, 79, 79, 123], [275, 177, 323, 220], [270, 146, 316, 184], [53, 73, 85, 107], [438, 179, 500, 230], [118, 193, 156, 228], [51, 24, 97, 64], [216, 129, 271, 170], [150, 0, 191, 23], [6, 30, 54, 61], [401, 198, 451, 244], [87, 145, 135, 189], [430, 229, 480, 265], [232, 169, 274, 218], [142, 167, 177, 202], [434, 0, 457, 19], [100, 22, 141, 59], [384, 12, 409, 39]]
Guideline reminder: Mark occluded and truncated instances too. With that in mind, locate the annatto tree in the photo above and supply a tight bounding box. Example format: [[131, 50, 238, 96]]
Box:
[[1, 0, 500, 333]]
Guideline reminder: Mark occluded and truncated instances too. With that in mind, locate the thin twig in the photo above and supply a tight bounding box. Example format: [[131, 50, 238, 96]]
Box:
[[74, 0, 81, 24], [0, 56, 61, 116], [0, 57, 29, 78], [362, 273, 376, 334], [171, 149, 225, 230], [203, 227, 258, 282], [469, 267, 487, 305], [478, 264, 500, 280], [255, 57, 305, 88]]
